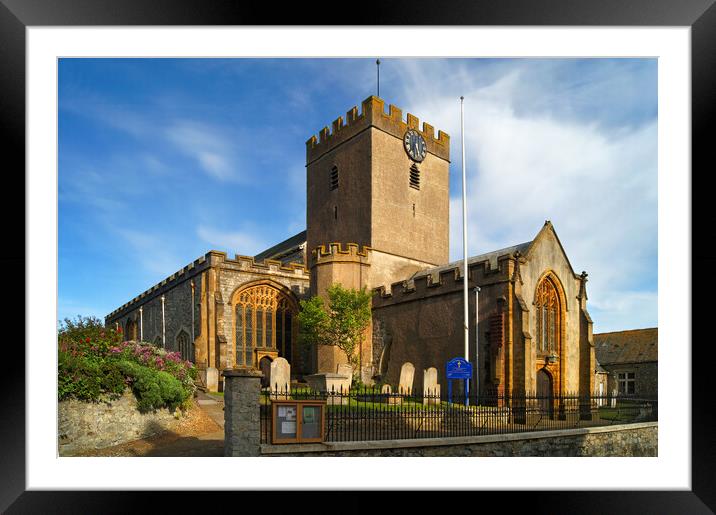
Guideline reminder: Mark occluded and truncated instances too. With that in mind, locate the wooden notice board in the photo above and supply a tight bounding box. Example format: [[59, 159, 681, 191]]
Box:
[[271, 399, 326, 444]]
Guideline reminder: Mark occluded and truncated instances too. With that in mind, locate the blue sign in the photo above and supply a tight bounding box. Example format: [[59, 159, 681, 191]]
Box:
[[446, 357, 472, 379], [446, 357, 472, 405]]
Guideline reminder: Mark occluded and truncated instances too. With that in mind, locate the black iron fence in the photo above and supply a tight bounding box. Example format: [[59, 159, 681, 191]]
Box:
[[259, 385, 657, 444]]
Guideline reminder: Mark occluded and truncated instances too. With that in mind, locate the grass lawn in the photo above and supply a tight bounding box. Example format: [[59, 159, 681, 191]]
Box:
[[597, 400, 651, 422], [260, 387, 505, 413]]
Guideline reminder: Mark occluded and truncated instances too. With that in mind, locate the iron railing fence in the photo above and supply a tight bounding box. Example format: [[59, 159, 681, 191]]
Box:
[[259, 384, 657, 444]]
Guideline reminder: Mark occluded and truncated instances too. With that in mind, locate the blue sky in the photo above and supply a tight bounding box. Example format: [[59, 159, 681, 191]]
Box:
[[58, 58, 657, 332]]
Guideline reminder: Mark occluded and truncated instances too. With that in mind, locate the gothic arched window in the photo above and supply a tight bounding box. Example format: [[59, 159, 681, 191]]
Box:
[[234, 285, 296, 367], [176, 330, 193, 362], [535, 276, 560, 355]]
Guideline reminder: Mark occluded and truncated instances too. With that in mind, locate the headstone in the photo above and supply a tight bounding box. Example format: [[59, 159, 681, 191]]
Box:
[[381, 383, 401, 405], [304, 373, 349, 405], [398, 362, 415, 395], [423, 367, 441, 405], [337, 363, 354, 390], [269, 357, 291, 395]]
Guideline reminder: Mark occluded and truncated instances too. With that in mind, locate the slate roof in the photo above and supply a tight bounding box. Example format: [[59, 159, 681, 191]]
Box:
[[254, 230, 306, 264], [593, 328, 658, 365], [412, 241, 532, 279]]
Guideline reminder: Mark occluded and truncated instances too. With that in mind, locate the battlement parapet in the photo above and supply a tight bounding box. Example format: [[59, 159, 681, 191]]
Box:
[[106, 253, 213, 320], [306, 96, 450, 164], [106, 250, 310, 322], [224, 253, 309, 276], [310, 242, 372, 267], [373, 252, 516, 306]]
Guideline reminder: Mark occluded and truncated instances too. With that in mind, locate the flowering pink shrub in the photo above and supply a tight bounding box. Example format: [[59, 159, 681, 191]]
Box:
[[109, 341, 197, 393], [58, 316, 197, 407]]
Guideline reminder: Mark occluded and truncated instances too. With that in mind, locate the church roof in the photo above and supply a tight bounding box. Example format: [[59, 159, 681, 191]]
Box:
[[254, 230, 306, 263], [594, 328, 658, 365], [412, 241, 533, 279]]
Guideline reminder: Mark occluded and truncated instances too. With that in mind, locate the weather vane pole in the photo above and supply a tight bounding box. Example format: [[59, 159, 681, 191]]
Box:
[[376, 58, 381, 97]]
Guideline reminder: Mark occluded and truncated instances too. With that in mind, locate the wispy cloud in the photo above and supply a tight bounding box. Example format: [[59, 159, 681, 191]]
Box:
[[196, 225, 267, 256], [116, 228, 183, 277], [393, 59, 657, 332], [164, 120, 244, 182]]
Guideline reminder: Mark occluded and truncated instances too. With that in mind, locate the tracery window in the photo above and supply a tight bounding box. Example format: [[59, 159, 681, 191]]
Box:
[[234, 285, 296, 367], [535, 277, 560, 355]]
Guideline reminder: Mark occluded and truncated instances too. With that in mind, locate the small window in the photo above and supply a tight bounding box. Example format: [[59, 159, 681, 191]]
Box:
[[617, 372, 636, 395], [409, 164, 420, 190], [330, 166, 339, 190]]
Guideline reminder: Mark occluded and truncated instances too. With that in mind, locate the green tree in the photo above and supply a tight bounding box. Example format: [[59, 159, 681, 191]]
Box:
[[297, 283, 372, 375]]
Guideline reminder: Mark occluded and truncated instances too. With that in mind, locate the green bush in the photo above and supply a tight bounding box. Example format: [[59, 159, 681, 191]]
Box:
[[117, 360, 189, 413], [58, 352, 125, 402], [57, 315, 197, 412]]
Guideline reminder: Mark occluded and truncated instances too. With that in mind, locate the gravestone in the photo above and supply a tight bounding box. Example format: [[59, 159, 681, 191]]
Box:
[[423, 367, 441, 405], [398, 362, 415, 395], [337, 363, 354, 391], [381, 383, 400, 405], [269, 357, 291, 395]]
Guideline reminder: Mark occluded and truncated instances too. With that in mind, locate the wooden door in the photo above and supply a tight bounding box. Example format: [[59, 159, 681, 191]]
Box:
[[537, 369, 554, 418]]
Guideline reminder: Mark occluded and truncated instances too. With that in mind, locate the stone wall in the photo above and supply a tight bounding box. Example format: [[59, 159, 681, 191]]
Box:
[[106, 253, 207, 356], [371, 222, 594, 399], [58, 390, 186, 456], [261, 422, 657, 457]]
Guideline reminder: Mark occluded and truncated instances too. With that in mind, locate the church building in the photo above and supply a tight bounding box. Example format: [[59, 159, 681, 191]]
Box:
[[106, 95, 596, 399]]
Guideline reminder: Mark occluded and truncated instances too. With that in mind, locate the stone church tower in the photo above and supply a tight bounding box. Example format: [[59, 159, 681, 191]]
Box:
[[305, 96, 450, 380]]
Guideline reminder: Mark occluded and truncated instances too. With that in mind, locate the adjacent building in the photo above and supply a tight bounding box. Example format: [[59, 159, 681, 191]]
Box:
[[594, 328, 658, 399]]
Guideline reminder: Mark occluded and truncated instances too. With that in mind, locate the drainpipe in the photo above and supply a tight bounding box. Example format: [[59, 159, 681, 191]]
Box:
[[474, 286, 480, 404], [139, 306, 143, 342], [190, 280, 195, 343], [161, 295, 166, 349]]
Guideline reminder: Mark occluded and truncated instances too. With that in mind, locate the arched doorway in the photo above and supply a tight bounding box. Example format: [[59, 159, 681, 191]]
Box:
[[233, 283, 298, 369], [537, 368, 554, 418]]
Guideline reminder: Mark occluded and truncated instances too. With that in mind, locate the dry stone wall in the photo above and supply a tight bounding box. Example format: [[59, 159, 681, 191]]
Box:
[[262, 423, 657, 457], [58, 390, 186, 456]]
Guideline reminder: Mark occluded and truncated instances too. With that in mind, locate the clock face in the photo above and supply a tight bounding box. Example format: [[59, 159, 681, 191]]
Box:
[[403, 129, 427, 162]]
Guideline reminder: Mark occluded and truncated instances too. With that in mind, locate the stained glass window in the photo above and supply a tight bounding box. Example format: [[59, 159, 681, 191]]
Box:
[[234, 285, 297, 367], [535, 277, 559, 356]]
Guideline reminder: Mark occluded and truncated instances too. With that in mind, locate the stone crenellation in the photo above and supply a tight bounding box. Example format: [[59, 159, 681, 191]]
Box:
[[310, 242, 372, 266], [306, 96, 450, 164], [373, 252, 517, 306], [106, 250, 309, 322]]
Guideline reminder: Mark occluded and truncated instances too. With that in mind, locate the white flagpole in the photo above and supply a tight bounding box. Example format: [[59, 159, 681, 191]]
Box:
[[461, 96, 470, 403]]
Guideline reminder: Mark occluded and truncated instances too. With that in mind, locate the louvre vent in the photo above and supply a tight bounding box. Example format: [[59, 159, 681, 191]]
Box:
[[330, 166, 339, 190], [409, 164, 420, 190]]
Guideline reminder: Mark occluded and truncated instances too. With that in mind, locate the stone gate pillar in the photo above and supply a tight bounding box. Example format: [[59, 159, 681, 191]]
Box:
[[223, 367, 263, 457]]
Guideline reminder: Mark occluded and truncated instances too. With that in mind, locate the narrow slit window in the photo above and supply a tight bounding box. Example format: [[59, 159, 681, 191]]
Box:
[[410, 164, 420, 190], [330, 166, 339, 190]]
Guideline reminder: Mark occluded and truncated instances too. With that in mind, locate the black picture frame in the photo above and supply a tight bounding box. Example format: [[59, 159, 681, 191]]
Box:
[[2, 1, 713, 512]]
